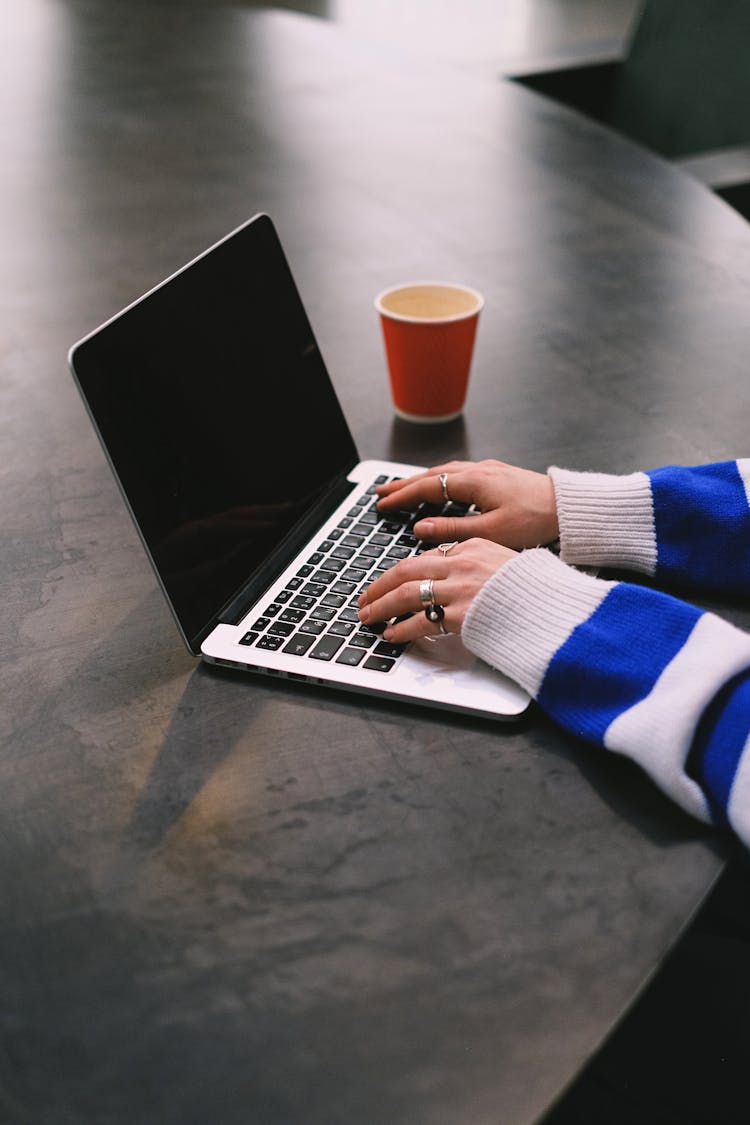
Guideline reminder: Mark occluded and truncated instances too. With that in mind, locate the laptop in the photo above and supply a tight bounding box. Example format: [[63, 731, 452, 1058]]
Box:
[[69, 213, 529, 721]]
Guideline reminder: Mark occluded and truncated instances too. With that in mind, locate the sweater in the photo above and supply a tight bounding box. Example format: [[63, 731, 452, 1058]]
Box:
[[462, 460, 750, 847]]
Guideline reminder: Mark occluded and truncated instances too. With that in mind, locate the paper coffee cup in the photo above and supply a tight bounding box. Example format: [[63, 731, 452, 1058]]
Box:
[[375, 282, 484, 423]]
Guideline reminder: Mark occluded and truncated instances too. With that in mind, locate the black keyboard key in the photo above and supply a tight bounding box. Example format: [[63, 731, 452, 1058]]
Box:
[[338, 517, 353, 529], [370, 532, 394, 546], [375, 474, 389, 484], [374, 641, 407, 658], [328, 527, 343, 540], [328, 621, 355, 636], [280, 608, 305, 623], [350, 632, 376, 649], [264, 603, 282, 616], [355, 494, 370, 506], [318, 540, 335, 552], [312, 569, 336, 585], [239, 631, 258, 646], [358, 509, 380, 524], [347, 506, 362, 518], [331, 579, 356, 595], [301, 582, 326, 597], [309, 635, 346, 661], [342, 567, 369, 583], [300, 620, 325, 635], [252, 617, 270, 631], [359, 543, 384, 558], [257, 634, 284, 651], [321, 592, 346, 609], [386, 546, 411, 560], [310, 606, 336, 622], [342, 534, 365, 548], [336, 646, 365, 666], [297, 564, 314, 578], [307, 552, 324, 565], [282, 632, 316, 656], [381, 520, 406, 534], [276, 588, 293, 603], [291, 595, 316, 610], [322, 557, 346, 573], [286, 577, 303, 590], [338, 608, 360, 623], [268, 621, 295, 637], [331, 545, 355, 561], [366, 620, 389, 634], [364, 655, 396, 673], [398, 533, 419, 549]]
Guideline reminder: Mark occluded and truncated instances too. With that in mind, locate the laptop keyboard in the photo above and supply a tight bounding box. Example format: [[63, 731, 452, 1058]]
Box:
[[238, 474, 474, 674]]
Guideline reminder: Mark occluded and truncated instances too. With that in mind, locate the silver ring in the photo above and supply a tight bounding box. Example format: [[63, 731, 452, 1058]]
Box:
[[438, 541, 458, 556], [424, 602, 445, 624], [438, 472, 451, 501], [419, 578, 434, 605]]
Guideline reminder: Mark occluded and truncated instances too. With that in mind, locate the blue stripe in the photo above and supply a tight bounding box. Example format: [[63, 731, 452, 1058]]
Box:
[[686, 670, 750, 829], [538, 583, 702, 744], [648, 461, 750, 592]]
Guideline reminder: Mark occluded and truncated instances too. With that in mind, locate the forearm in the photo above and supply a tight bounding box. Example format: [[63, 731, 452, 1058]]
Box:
[[462, 549, 750, 846], [550, 460, 750, 594]]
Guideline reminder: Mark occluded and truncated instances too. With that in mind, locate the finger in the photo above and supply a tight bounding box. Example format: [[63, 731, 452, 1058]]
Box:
[[358, 553, 446, 606], [375, 475, 446, 511], [414, 511, 496, 544], [382, 609, 451, 645], [376, 471, 433, 498]]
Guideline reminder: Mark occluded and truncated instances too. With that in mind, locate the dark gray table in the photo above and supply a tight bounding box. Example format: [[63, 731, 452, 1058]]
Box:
[[3, 4, 750, 1123]]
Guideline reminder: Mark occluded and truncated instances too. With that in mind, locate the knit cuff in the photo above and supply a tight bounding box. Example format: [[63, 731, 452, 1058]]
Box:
[[549, 467, 657, 573], [462, 548, 615, 697]]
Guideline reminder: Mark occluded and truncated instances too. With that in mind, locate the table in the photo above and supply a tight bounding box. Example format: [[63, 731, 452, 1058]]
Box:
[[3, 4, 750, 1123]]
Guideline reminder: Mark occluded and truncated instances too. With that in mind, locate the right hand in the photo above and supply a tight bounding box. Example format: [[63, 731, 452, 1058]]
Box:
[[376, 459, 559, 548]]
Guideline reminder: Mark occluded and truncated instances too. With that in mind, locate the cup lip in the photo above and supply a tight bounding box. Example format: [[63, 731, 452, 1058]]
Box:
[[374, 281, 484, 324]]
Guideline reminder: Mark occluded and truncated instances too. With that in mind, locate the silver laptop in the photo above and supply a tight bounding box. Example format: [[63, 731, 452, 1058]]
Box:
[[69, 214, 529, 721]]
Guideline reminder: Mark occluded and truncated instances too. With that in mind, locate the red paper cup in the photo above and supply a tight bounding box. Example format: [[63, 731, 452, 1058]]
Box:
[[375, 282, 484, 423]]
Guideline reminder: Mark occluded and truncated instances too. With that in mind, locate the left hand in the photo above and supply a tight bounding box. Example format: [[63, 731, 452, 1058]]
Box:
[[358, 538, 517, 644]]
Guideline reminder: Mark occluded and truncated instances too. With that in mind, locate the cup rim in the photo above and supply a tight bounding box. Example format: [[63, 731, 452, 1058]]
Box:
[[374, 281, 484, 324]]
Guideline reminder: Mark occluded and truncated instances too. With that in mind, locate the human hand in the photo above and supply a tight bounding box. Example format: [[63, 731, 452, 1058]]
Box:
[[376, 459, 558, 549], [357, 538, 516, 644]]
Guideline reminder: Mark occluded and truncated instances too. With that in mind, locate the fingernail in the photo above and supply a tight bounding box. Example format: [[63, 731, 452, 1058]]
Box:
[[416, 520, 435, 537], [359, 604, 370, 622]]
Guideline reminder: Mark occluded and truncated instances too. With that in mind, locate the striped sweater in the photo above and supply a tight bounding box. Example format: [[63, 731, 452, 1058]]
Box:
[[462, 460, 750, 847]]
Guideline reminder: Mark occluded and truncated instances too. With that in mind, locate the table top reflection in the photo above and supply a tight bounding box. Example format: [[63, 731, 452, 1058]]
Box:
[[2, 4, 750, 1124]]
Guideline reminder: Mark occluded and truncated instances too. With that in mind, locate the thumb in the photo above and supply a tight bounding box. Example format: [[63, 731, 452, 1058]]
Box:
[[414, 512, 496, 544]]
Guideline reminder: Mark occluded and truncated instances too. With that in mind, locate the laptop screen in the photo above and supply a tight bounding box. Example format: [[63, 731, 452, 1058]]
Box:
[[70, 215, 359, 651]]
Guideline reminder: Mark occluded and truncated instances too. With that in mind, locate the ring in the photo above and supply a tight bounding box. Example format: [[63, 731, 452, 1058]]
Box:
[[438, 541, 458, 556], [424, 603, 445, 623], [419, 578, 434, 605], [439, 472, 451, 502]]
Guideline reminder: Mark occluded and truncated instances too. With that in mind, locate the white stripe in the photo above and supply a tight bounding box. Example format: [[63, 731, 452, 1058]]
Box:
[[604, 613, 750, 823], [727, 731, 750, 846], [462, 548, 614, 696], [735, 458, 750, 512]]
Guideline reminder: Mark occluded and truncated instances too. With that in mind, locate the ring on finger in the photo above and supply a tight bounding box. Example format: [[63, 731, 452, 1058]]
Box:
[[424, 602, 449, 635], [438, 541, 458, 556], [419, 578, 434, 605], [438, 472, 451, 502]]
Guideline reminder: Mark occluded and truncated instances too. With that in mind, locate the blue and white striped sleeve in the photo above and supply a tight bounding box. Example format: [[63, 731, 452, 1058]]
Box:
[[462, 549, 750, 847], [549, 460, 750, 594]]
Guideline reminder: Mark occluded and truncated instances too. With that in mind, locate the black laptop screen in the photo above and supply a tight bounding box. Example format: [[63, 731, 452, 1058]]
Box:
[[70, 216, 359, 650]]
